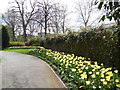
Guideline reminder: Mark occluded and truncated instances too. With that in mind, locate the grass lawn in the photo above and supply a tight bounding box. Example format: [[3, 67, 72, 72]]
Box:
[[3, 48, 33, 54]]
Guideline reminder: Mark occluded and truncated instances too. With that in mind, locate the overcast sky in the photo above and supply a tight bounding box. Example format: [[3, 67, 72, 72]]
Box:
[[0, 0, 114, 30]]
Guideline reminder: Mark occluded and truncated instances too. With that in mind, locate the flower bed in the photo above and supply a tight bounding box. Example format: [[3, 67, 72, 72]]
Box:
[[28, 47, 120, 89]]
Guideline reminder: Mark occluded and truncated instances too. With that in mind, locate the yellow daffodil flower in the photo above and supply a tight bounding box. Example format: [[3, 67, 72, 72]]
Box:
[[114, 70, 118, 73], [96, 72, 99, 75], [103, 81, 107, 85], [115, 79, 119, 83], [86, 81, 90, 85], [71, 68, 76, 72], [106, 76, 111, 81], [106, 71, 113, 76], [81, 73, 87, 79], [91, 74, 96, 78], [101, 79, 105, 82], [116, 84, 120, 88], [89, 72, 92, 74]]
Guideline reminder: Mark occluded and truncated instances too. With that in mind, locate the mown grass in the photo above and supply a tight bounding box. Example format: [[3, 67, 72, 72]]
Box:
[[3, 48, 33, 54]]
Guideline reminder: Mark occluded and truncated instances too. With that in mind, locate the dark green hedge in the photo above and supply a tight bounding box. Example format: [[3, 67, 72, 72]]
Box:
[[43, 28, 120, 70], [27, 37, 44, 46], [0, 25, 9, 49]]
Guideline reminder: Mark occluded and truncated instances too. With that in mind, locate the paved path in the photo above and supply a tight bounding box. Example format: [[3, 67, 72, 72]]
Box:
[[0, 51, 66, 88]]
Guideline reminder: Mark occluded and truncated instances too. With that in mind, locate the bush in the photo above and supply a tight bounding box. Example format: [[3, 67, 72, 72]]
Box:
[[27, 37, 44, 46], [9, 42, 25, 46], [43, 28, 120, 70], [0, 25, 9, 49]]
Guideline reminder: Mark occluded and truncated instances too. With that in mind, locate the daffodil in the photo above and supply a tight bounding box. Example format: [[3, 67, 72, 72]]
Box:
[[85, 67, 88, 69], [115, 79, 119, 83], [81, 73, 87, 79], [103, 81, 107, 85], [92, 69, 95, 71], [94, 62, 97, 65], [101, 63, 103, 66], [101, 79, 105, 82], [106, 76, 111, 81], [91, 74, 96, 78], [101, 73, 104, 78], [114, 70, 118, 73], [86, 81, 90, 85], [89, 72, 92, 74], [116, 84, 120, 88], [71, 68, 76, 72], [106, 71, 113, 76], [96, 72, 99, 75]]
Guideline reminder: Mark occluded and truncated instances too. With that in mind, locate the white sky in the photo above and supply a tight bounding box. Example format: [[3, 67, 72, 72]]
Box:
[[0, 0, 115, 30]]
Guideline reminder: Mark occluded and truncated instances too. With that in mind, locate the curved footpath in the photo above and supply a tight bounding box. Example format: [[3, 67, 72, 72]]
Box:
[[0, 51, 66, 89]]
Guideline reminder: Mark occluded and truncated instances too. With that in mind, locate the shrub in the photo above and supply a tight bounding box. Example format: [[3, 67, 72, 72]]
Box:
[[27, 37, 44, 46], [0, 25, 9, 49], [9, 42, 25, 46], [43, 28, 120, 70]]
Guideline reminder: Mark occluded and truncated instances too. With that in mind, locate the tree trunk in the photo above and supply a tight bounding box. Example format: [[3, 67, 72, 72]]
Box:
[[62, 21, 65, 33], [12, 26, 16, 41], [45, 14, 47, 36], [23, 26, 27, 42]]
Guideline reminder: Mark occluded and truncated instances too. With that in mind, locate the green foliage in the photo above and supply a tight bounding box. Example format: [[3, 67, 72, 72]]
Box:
[[43, 27, 120, 70], [16, 35, 24, 42], [98, 0, 120, 25], [9, 42, 25, 46], [28, 47, 120, 89], [0, 25, 9, 49], [27, 37, 44, 46], [5, 26, 13, 42]]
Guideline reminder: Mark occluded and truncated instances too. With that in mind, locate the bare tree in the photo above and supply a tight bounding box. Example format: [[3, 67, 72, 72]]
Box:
[[10, 0, 38, 41], [46, 4, 68, 34], [35, 0, 58, 36], [75, 0, 100, 28], [2, 9, 17, 41], [60, 5, 68, 34]]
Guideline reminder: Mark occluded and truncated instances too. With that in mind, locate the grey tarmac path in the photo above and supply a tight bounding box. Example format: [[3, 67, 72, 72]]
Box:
[[0, 51, 66, 89]]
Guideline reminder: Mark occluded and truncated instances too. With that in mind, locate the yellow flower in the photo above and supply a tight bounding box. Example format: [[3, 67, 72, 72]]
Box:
[[86, 81, 90, 85], [94, 62, 97, 65], [96, 72, 99, 75], [85, 67, 88, 69], [78, 69, 82, 73], [81, 73, 87, 79], [107, 68, 112, 70], [91, 74, 96, 78], [89, 72, 92, 74], [114, 70, 118, 73], [70, 61, 72, 63], [103, 81, 107, 85], [101, 79, 105, 82], [92, 69, 95, 71], [116, 84, 120, 88], [96, 66, 101, 69], [71, 68, 76, 72], [106, 76, 111, 81], [101, 73, 104, 77], [106, 71, 113, 76], [115, 79, 119, 83], [101, 63, 103, 66], [88, 58, 90, 60]]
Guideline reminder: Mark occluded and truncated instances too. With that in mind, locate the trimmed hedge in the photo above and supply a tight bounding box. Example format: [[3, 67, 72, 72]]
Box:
[[43, 28, 120, 70], [1, 25, 9, 49], [9, 42, 25, 46], [27, 37, 44, 46]]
